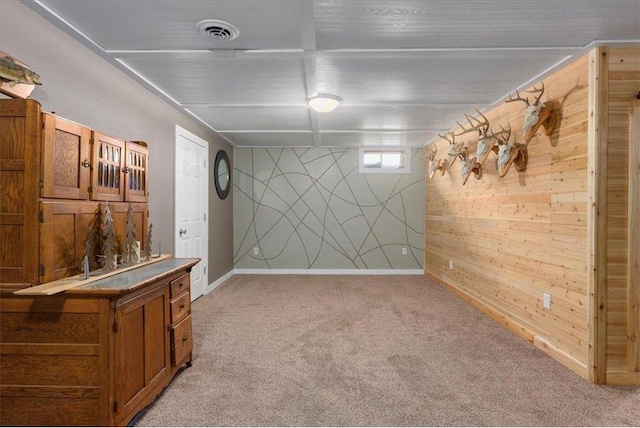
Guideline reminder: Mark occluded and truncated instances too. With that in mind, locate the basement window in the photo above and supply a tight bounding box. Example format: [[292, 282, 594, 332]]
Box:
[[359, 147, 411, 174]]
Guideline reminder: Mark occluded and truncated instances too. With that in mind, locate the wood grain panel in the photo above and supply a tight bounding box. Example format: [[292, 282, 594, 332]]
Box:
[[122, 305, 144, 404], [425, 54, 592, 379], [144, 293, 167, 385], [0, 99, 41, 287], [1, 312, 99, 343], [0, 354, 99, 385], [0, 396, 99, 426], [628, 99, 640, 373], [41, 113, 91, 200], [426, 46, 639, 385], [604, 47, 640, 383], [587, 46, 608, 384]]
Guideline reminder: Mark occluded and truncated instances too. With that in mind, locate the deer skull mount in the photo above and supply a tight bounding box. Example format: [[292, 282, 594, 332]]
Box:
[[492, 124, 527, 177], [505, 81, 556, 142], [454, 107, 491, 184], [425, 144, 447, 180]]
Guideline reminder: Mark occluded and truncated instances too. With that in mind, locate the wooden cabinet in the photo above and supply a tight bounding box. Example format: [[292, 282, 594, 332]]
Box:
[[0, 258, 199, 426], [39, 200, 148, 284], [0, 99, 40, 288], [169, 273, 193, 369], [90, 133, 149, 203], [1, 99, 149, 290], [41, 113, 91, 200], [124, 141, 149, 202], [115, 283, 170, 424], [91, 131, 126, 202]]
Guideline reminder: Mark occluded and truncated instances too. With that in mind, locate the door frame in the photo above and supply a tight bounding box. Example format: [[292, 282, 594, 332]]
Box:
[[174, 125, 209, 300]]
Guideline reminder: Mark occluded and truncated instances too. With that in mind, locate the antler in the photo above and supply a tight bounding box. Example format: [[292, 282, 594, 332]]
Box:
[[456, 107, 490, 137], [440, 132, 466, 160], [505, 81, 545, 107], [525, 81, 545, 106], [488, 124, 511, 144], [424, 143, 438, 161], [505, 89, 530, 106], [438, 132, 455, 145]]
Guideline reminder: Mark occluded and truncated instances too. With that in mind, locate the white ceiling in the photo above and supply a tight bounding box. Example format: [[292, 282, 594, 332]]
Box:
[[24, 0, 640, 147]]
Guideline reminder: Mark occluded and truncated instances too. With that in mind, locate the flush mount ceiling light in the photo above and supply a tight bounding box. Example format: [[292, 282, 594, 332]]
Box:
[[306, 94, 343, 113]]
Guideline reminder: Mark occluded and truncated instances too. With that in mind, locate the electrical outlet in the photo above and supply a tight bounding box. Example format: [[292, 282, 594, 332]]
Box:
[[543, 293, 551, 309], [449, 260, 454, 270], [402, 247, 407, 255], [253, 247, 259, 255]]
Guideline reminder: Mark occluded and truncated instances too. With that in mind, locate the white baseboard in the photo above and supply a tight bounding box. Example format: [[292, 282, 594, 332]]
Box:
[[205, 269, 234, 294], [233, 268, 424, 275]]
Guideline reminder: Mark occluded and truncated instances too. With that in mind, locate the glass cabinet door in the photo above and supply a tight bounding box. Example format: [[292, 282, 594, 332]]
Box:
[[124, 142, 149, 202], [91, 131, 125, 202]]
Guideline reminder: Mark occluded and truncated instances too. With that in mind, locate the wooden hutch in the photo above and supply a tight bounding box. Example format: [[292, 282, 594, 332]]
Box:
[[0, 98, 196, 425]]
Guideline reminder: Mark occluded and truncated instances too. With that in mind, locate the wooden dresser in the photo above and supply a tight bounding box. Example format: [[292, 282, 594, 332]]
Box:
[[0, 257, 199, 426]]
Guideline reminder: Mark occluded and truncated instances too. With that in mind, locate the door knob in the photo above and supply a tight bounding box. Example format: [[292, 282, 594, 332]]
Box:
[[179, 229, 187, 237]]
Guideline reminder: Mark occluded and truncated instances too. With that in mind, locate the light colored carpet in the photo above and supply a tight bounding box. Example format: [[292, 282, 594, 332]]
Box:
[[136, 274, 640, 426]]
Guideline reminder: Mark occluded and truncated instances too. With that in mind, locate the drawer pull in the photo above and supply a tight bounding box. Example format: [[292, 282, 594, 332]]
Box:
[[81, 159, 91, 168], [180, 304, 185, 309], [182, 335, 189, 341]]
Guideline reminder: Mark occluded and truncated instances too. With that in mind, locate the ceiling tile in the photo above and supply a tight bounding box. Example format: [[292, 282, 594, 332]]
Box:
[[314, 0, 640, 49], [117, 53, 307, 105], [316, 105, 489, 131], [187, 107, 312, 131], [40, 0, 304, 50], [221, 132, 316, 147], [314, 50, 578, 105], [318, 132, 433, 147]]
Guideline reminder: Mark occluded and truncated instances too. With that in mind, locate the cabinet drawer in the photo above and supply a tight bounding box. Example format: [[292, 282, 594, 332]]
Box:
[[170, 273, 190, 297], [171, 314, 192, 367], [171, 291, 190, 323]]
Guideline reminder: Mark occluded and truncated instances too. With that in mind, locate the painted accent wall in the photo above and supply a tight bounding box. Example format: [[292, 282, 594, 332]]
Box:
[[425, 47, 640, 385], [233, 147, 424, 270], [0, 1, 234, 285]]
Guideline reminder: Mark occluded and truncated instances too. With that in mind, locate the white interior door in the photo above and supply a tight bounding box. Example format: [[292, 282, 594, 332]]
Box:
[[174, 126, 208, 301]]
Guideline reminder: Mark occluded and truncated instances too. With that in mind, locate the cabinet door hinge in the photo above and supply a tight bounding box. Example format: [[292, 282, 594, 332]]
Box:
[[113, 400, 119, 413], [39, 209, 44, 222], [113, 319, 119, 333], [88, 186, 93, 193], [38, 264, 44, 277], [39, 180, 44, 188]]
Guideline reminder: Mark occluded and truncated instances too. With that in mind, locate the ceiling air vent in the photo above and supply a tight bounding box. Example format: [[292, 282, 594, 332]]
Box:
[[196, 19, 239, 41]]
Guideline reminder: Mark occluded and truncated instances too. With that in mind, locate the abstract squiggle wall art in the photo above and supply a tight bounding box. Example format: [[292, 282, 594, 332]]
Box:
[[233, 148, 424, 270]]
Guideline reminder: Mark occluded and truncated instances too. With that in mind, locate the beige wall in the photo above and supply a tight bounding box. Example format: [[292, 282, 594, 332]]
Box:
[[0, 1, 234, 284]]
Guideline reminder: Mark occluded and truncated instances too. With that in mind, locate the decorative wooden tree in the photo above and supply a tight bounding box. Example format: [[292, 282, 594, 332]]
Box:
[[121, 202, 139, 266], [101, 202, 118, 272], [80, 206, 101, 272], [143, 223, 153, 261]]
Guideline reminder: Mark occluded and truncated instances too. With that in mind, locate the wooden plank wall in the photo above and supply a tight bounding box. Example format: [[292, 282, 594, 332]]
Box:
[[606, 47, 640, 385], [425, 46, 640, 385], [425, 55, 592, 379]]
